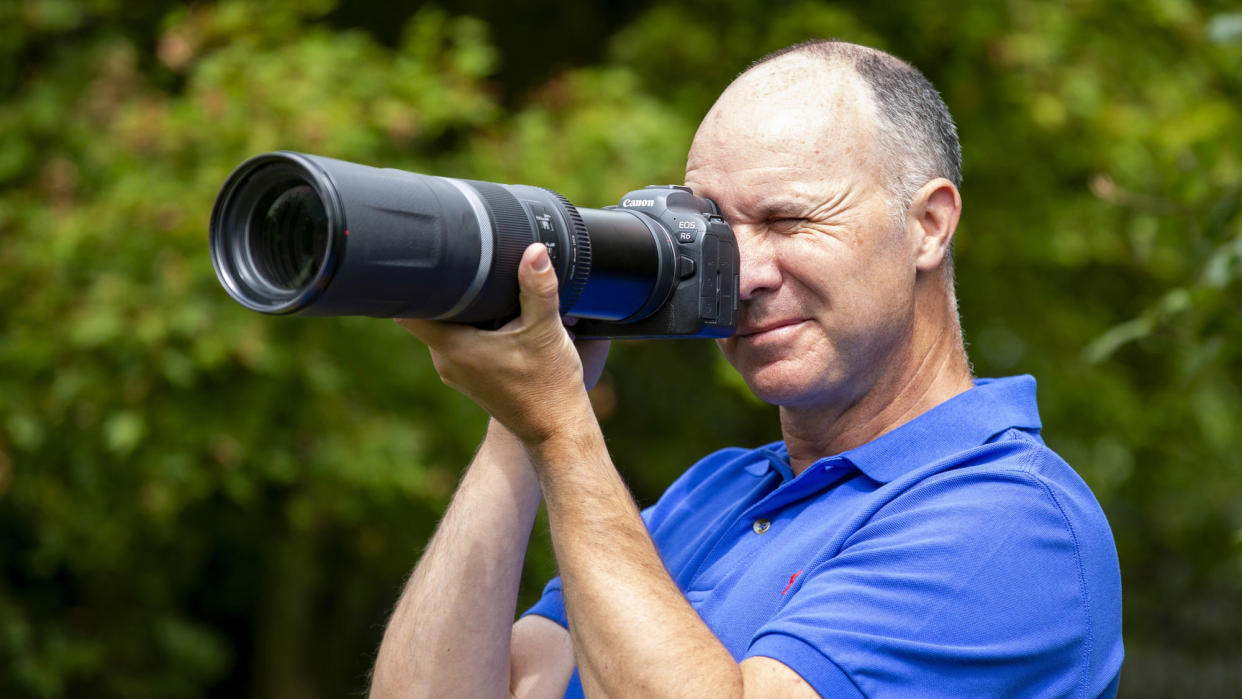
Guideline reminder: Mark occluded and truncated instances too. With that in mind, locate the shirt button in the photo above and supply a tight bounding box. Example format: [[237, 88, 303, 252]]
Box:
[[752, 518, 771, 535]]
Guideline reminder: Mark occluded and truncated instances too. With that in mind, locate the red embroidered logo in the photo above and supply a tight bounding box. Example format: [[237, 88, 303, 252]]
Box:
[[781, 570, 802, 595]]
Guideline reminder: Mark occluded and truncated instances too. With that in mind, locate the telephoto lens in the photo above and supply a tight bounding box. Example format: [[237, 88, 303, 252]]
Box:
[[209, 151, 739, 339]]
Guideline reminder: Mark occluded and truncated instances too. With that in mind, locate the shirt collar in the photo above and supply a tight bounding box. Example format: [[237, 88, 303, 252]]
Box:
[[746, 375, 1043, 484], [745, 446, 795, 480], [840, 375, 1043, 483]]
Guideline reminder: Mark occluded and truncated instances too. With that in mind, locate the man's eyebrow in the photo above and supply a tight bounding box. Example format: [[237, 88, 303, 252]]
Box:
[[754, 200, 808, 218]]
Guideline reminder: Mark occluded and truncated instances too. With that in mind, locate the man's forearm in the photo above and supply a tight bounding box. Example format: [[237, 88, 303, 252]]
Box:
[[530, 407, 743, 698], [370, 420, 542, 698]]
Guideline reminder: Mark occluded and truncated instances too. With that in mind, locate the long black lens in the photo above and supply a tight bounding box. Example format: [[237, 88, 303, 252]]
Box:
[[209, 151, 677, 326]]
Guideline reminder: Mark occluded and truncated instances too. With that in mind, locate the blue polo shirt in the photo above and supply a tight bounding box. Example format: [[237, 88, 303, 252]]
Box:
[[524, 375, 1124, 697]]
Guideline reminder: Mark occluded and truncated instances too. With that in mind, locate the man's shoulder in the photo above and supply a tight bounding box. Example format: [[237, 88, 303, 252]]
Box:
[[887, 427, 1121, 604], [929, 427, 1104, 514], [896, 426, 1110, 527]]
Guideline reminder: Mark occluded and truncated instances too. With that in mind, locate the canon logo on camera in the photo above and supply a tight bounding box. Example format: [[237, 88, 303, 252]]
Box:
[[621, 198, 656, 207]]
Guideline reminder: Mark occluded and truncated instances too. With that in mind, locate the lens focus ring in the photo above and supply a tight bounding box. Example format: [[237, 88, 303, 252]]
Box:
[[541, 188, 591, 313]]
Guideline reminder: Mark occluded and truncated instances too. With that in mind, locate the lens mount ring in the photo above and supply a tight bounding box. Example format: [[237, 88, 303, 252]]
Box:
[[209, 151, 347, 314], [611, 209, 678, 323]]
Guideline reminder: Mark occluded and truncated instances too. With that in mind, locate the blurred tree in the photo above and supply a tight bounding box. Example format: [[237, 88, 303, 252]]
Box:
[[0, 2, 511, 696], [1, 0, 1239, 697]]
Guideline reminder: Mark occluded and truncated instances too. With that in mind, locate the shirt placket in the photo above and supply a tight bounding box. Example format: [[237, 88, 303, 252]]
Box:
[[684, 457, 853, 589]]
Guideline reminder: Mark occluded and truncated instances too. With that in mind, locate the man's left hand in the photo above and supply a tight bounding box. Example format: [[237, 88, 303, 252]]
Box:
[[396, 243, 609, 447]]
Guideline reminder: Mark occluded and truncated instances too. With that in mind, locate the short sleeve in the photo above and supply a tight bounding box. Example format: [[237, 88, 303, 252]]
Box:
[[745, 470, 1107, 698], [522, 576, 568, 628]]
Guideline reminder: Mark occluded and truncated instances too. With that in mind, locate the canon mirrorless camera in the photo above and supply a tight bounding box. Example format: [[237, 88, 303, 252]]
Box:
[[208, 152, 739, 339]]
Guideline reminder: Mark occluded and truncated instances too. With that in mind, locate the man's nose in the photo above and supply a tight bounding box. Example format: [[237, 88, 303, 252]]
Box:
[[732, 225, 780, 300]]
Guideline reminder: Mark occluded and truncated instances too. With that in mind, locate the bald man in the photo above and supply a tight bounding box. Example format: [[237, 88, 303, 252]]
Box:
[[370, 41, 1123, 698]]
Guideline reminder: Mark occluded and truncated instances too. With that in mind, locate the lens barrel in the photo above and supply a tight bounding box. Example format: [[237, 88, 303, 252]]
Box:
[[210, 151, 677, 326]]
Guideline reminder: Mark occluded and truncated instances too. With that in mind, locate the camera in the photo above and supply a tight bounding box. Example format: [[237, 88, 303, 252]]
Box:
[[209, 151, 739, 339]]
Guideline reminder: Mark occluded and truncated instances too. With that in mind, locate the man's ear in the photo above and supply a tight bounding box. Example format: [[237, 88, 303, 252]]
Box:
[[908, 178, 962, 272]]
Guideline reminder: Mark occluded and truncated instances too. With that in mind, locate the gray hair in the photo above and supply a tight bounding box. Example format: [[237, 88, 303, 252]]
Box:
[[749, 40, 962, 219]]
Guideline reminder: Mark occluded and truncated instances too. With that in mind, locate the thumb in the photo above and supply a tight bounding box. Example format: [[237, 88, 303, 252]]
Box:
[[517, 243, 561, 328]]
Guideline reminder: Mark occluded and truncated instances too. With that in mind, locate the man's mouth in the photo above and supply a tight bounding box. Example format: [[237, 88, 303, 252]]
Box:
[[739, 319, 806, 337]]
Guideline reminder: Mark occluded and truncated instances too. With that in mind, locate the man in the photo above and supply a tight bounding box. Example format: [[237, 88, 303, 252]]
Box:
[[370, 40, 1123, 697]]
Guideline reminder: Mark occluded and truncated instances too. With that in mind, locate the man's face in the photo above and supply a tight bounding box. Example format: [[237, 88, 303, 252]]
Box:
[[684, 61, 919, 410]]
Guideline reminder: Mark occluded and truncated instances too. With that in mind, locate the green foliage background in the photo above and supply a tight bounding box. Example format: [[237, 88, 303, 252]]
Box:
[[1, 0, 1240, 696]]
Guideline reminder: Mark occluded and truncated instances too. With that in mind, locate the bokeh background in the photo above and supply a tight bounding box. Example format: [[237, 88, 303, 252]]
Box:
[[2, 0, 1240, 696]]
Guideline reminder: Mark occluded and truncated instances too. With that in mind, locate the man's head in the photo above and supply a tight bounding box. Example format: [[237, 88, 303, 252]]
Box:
[[685, 40, 966, 411]]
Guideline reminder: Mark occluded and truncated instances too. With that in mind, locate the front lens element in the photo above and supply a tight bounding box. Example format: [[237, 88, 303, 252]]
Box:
[[249, 183, 329, 293]]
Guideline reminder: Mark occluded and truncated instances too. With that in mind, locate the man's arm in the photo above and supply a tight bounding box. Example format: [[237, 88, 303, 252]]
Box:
[[369, 420, 573, 698], [530, 405, 815, 698], [395, 244, 818, 698], [510, 615, 575, 697]]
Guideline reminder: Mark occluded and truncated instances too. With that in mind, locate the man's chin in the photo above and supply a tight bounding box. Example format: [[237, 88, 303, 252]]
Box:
[[736, 366, 819, 406], [720, 343, 831, 403]]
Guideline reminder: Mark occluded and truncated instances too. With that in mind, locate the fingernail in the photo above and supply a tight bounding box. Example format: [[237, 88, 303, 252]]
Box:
[[533, 246, 551, 272]]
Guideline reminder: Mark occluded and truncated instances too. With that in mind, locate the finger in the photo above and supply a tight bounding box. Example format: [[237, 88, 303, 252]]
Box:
[[517, 243, 562, 329]]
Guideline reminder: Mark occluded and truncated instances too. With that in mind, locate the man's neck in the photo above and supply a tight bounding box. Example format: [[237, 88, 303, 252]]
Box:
[[779, 298, 974, 476]]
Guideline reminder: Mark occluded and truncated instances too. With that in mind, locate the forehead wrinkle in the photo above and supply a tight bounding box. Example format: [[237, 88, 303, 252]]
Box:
[[755, 176, 863, 226]]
